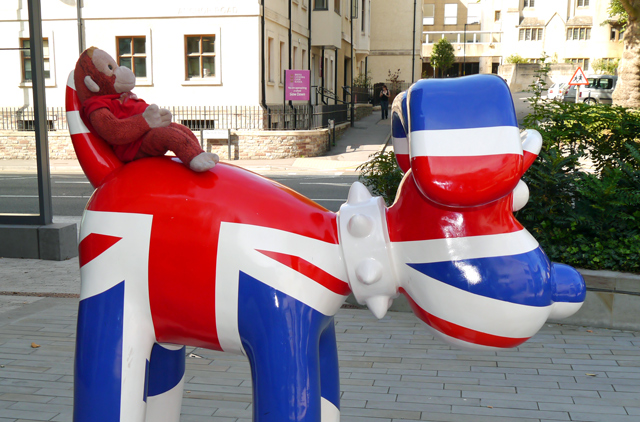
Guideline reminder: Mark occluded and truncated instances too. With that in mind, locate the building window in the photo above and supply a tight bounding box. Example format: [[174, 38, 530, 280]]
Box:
[[185, 35, 216, 79], [117, 37, 147, 77], [293, 46, 298, 69], [280, 41, 286, 84], [314, 0, 328, 10], [334, 0, 340, 15], [423, 4, 435, 25], [577, 0, 589, 6], [444, 4, 458, 25], [20, 38, 50, 82], [268, 37, 274, 82], [467, 4, 481, 24], [495, 10, 501, 21], [361, 0, 366, 32], [610, 27, 623, 41], [567, 27, 591, 40], [566, 58, 590, 70], [519, 28, 543, 41], [302, 48, 307, 69], [523, 0, 535, 7]]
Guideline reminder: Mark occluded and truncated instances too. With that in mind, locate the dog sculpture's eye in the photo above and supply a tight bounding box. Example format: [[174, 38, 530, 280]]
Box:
[[107, 64, 113, 71]]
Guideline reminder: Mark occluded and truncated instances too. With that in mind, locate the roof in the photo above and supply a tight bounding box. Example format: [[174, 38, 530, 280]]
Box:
[[519, 17, 546, 27], [566, 16, 593, 26]]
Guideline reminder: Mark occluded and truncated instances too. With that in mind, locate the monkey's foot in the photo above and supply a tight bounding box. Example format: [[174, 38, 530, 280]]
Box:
[[190, 152, 219, 172]]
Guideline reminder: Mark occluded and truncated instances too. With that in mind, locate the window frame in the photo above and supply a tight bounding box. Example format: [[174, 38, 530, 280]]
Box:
[[182, 31, 222, 86], [444, 4, 458, 25], [116, 36, 148, 79], [577, 0, 589, 7], [279, 40, 286, 85], [467, 4, 481, 24], [19, 35, 56, 87], [523, 0, 535, 8], [334, 0, 340, 15], [423, 3, 435, 25], [314, 0, 328, 10], [566, 26, 591, 41], [519, 28, 543, 41]]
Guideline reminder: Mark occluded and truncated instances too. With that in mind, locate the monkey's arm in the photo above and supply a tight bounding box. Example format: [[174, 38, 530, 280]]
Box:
[[89, 108, 151, 146]]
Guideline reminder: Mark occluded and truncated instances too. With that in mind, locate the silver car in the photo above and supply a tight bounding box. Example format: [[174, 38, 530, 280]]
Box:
[[547, 82, 569, 100], [562, 75, 618, 105]]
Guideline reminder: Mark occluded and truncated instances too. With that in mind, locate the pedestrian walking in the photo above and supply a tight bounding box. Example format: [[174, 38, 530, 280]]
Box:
[[379, 85, 390, 119]]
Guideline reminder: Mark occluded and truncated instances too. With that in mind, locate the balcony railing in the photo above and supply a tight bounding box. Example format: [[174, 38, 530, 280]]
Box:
[[423, 31, 502, 45]]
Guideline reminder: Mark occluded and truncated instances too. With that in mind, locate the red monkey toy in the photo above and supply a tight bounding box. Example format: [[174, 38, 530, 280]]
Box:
[[74, 47, 218, 172]]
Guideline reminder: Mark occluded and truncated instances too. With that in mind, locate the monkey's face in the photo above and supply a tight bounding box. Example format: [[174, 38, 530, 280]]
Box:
[[90, 49, 135, 94], [75, 47, 136, 103]]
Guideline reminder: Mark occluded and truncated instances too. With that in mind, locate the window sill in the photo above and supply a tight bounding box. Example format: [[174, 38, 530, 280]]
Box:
[[267, 81, 275, 86], [182, 78, 221, 86], [134, 78, 153, 87], [19, 81, 56, 88]]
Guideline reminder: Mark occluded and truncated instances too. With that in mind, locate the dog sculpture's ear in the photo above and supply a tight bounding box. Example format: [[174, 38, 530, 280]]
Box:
[[391, 92, 410, 173], [406, 75, 524, 208]]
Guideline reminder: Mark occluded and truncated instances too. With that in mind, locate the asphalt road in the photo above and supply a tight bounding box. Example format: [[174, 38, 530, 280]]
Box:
[[0, 173, 360, 216]]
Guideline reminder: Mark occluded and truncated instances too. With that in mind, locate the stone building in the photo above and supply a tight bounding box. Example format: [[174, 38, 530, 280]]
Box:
[[420, 0, 623, 77]]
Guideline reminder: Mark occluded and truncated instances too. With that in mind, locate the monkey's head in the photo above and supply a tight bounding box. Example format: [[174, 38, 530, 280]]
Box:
[[74, 47, 136, 104]]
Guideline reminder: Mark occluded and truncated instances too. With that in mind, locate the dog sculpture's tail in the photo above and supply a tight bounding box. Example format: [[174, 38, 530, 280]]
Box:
[[65, 71, 123, 188]]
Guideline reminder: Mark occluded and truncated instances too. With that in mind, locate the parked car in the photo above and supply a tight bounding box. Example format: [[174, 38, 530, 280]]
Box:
[[547, 82, 569, 100], [562, 75, 618, 105]]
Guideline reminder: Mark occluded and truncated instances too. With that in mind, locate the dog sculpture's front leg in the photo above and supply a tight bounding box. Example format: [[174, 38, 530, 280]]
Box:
[[237, 271, 337, 422], [74, 211, 157, 422]]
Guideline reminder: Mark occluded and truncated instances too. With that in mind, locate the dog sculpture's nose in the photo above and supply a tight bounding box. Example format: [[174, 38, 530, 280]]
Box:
[[548, 263, 587, 319]]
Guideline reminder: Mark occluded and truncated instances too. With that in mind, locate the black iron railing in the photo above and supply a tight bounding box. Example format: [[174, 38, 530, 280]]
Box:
[[0, 104, 349, 132]]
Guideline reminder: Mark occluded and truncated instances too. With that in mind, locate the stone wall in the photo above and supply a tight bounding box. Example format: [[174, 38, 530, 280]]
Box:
[[0, 126, 349, 161], [0, 131, 77, 160], [499, 63, 580, 92], [206, 129, 331, 160], [354, 104, 373, 120]]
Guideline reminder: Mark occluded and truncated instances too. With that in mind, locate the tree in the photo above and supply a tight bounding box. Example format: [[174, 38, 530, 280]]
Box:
[[610, 0, 640, 107], [430, 39, 455, 78], [505, 54, 528, 64], [592, 58, 620, 75]]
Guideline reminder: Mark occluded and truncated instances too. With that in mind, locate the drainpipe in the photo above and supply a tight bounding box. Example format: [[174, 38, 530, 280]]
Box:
[[260, 0, 267, 109], [308, 0, 312, 127], [334, 48, 338, 104], [321, 46, 325, 103], [350, 0, 354, 126], [77, 0, 85, 53], [288, 0, 292, 107], [412, 0, 416, 82]]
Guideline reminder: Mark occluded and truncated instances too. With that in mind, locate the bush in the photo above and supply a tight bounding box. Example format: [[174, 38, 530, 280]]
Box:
[[518, 73, 640, 272], [356, 150, 403, 206]]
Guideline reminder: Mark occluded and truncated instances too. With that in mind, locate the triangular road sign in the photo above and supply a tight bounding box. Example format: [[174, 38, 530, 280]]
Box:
[[568, 67, 589, 86]]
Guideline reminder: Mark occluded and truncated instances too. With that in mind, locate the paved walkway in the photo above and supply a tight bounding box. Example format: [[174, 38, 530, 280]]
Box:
[[1, 113, 640, 421]]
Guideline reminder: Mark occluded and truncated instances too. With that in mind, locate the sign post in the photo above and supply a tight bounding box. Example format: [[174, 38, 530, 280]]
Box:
[[568, 67, 589, 104]]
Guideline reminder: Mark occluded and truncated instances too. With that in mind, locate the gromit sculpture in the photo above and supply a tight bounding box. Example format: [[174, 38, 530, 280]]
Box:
[[67, 72, 585, 422]]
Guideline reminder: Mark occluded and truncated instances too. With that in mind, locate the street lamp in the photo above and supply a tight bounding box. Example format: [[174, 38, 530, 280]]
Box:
[[463, 21, 479, 76]]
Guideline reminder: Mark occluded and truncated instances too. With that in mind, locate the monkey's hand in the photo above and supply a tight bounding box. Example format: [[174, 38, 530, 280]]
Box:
[[143, 104, 172, 128]]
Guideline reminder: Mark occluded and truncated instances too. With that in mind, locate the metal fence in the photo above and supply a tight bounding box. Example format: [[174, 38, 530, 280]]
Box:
[[0, 104, 350, 133], [0, 107, 68, 131]]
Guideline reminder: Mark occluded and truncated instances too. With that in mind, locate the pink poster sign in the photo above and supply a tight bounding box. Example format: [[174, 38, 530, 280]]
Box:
[[285, 70, 311, 101]]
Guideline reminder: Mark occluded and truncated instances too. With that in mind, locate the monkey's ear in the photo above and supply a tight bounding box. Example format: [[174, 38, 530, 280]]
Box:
[[84, 75, 100, 93]]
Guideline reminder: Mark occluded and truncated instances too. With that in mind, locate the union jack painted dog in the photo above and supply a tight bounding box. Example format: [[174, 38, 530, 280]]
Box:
[[66, 72, 586, 422]]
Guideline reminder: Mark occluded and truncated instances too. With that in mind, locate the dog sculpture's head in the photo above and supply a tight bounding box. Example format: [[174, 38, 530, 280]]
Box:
[[391, 75, 527, 208]]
